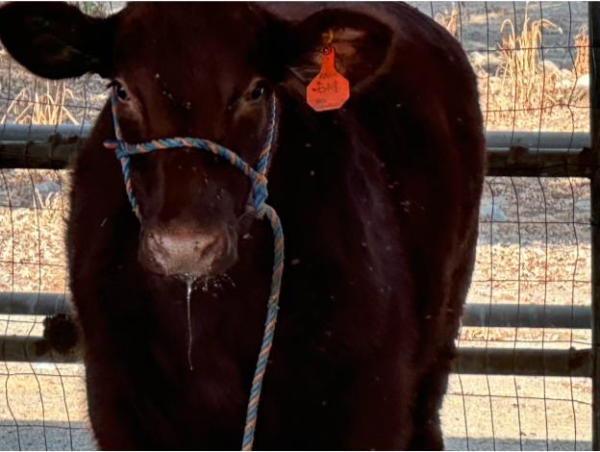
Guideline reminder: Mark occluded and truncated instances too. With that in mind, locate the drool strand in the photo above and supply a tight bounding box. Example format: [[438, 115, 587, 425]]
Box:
[[185, 277, 195, 371]]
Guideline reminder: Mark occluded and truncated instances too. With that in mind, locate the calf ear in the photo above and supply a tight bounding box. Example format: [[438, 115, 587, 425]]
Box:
[[278, 8, 394, 94], [0, 2, 115, 79]]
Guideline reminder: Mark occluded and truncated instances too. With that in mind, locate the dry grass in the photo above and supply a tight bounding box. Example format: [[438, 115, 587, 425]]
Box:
[[433, 5, 591, 132], [1, 81, 79, 126], [469, 11, 591, 131], [483, 14, 572, 129], [496, 15, 559, 108], [436, 7, 460, 38], [573, 25, 590, 78]]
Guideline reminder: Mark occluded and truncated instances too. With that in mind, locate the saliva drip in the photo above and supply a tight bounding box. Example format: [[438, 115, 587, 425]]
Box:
[[185, 276, 196, 371]]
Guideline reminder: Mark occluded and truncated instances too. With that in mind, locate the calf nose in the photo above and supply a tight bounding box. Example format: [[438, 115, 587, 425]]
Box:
[[140, 227, 237, 277]]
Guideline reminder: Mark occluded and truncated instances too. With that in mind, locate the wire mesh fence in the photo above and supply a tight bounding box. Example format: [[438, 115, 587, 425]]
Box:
[[425, 2, 594, 450], [0, 2, 595, 450], [446, 176, 592, 450]]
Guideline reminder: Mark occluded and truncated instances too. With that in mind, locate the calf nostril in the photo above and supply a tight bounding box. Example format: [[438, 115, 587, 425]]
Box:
[[141, 228, 236, 277], [198, 235, 221, 258], [162, 234, 216, 256]]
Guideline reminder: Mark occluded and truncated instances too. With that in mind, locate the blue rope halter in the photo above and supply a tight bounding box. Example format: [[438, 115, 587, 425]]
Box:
[[104, 89, 284, 451]]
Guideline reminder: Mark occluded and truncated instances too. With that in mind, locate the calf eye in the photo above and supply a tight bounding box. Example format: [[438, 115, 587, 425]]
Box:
[[109, 81, 129, 101], [116, 83, 129, 101], [250, 86, 264, 101], [248, 81, 268, 102]]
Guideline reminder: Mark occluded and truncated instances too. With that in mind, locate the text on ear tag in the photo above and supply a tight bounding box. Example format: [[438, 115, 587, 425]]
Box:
[[306, 46, 350, 112]]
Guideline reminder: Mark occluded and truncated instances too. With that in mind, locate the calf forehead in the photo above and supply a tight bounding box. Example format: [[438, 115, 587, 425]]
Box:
[[119, 3, 265, 43], [116, 4, 265, 83]]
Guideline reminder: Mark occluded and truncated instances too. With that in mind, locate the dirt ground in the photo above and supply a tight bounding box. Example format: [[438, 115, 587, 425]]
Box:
[[0, 2, 595, 451], [0, 365, 592, 451]]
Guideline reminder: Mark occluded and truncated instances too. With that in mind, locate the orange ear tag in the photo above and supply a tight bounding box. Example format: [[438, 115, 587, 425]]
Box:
[[306, 46, 350, 112]]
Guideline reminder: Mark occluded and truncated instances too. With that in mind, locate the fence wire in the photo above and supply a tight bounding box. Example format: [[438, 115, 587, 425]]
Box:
[[418, 2, 593, 450], [0, 2, 594, 451]]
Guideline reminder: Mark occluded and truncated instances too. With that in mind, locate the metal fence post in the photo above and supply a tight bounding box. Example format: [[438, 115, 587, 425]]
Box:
[[589, 3, 600, 450]]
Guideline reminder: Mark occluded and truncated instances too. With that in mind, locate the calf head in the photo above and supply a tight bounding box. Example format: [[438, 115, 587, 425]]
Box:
[[0, 2, 393, 279]]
